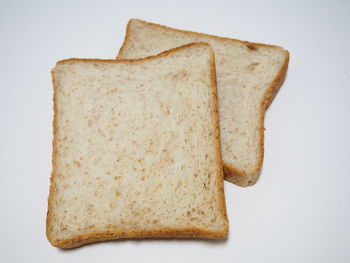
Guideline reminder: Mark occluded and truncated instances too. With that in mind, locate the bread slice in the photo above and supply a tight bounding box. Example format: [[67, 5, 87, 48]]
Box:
[[118, 19, 290, 186], [47, 43, 228, 248]]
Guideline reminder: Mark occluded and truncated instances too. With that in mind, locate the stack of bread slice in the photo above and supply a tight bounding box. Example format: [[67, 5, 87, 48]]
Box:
[[47, 19, 289, 248]]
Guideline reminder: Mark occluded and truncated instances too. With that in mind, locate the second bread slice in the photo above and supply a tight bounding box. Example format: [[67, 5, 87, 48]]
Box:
[[47, 43, 228, 248], [118, 19, 290, 186]]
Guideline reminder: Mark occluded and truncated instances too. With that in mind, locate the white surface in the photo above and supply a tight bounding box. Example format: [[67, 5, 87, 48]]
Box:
[[0, 0, 349, 262]]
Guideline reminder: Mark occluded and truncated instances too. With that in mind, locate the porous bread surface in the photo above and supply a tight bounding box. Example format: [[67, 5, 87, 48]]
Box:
[[47, 43, 228, 248], [118, 19, 290, 186]]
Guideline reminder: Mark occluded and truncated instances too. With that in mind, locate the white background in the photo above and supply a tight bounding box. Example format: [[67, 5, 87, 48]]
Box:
[[1, 0, 349, 262]]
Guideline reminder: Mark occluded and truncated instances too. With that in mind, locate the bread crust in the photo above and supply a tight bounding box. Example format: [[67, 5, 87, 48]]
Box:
[[47, 67, 59, 246], [208, 47, 229, 232], [118, 19, 290, 186], [117, 19, 288, 58], [56, 42, 210, 65], [47, 43, 228, 248], [49, 228, 227, 249]]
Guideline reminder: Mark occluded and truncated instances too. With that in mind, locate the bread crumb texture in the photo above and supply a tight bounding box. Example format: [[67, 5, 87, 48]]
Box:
[[47, 43, 228, 248]]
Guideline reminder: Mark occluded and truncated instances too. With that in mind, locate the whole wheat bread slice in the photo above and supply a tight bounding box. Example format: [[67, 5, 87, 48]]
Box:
[[47, 43, 228, 248], [118, 19, 290, 186]]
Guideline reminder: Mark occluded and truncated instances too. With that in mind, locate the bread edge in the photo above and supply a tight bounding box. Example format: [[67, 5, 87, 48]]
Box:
[[117, 18, 288, 58], [46, 42, 229, 248], [208, 46, 229, 234], [55, 42, 211, 65], [117, 19, 290, 186], [46, 66, 59, 247], [49, 228, 227, 249]]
